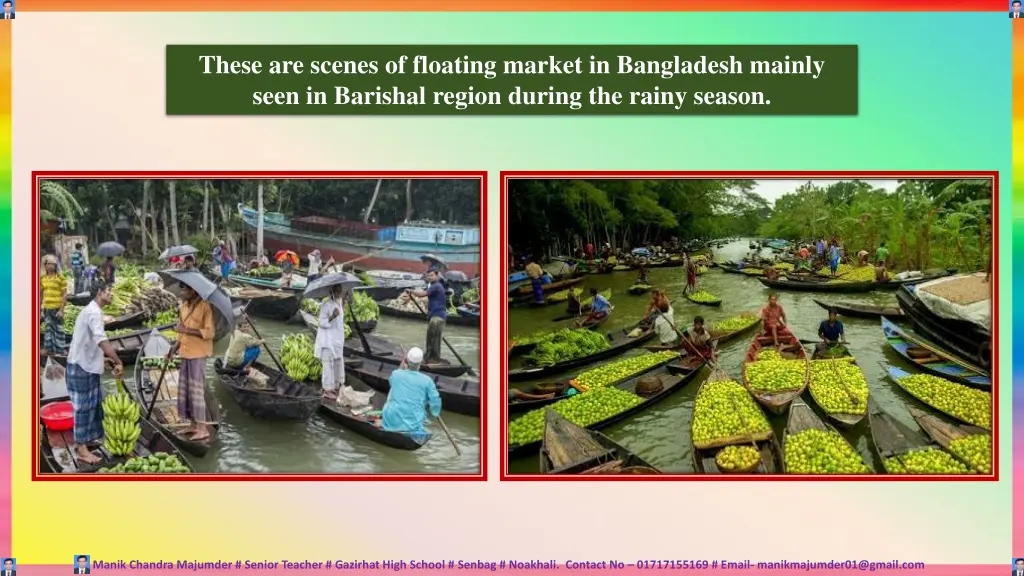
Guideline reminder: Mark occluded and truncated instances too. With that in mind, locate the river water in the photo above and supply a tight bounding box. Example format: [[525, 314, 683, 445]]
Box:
[[507, 238, 937, 474], [46, 315, 481, 474]]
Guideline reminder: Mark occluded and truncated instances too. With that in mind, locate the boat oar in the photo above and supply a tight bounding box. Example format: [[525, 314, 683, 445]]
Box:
[[241, 309, 287, 377], [338, 243, 395, 271], [405, 293, 478, 378], [145, 302, 202, 420]]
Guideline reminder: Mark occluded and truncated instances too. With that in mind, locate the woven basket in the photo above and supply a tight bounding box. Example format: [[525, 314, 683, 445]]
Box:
[[635, 376, 663, 397], [716, 448, 761, 474]]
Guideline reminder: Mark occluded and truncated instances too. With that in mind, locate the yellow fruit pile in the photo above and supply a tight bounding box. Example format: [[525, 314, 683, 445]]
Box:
[[784, 429, 871, 474], [691, 380, 772, 447], [507, 387, 644, 446], [809, 359, 869, 415], [715, 445, 761, 471], [687, 290, 720, 304], [570, 351, 678, 391], [746, 352, 806, 393], [883, 447, 970, 474], [741, 268, 764, 276], [828, 266, 876, 283], [818, 263, 857, 277], [949, 434, 991, 474], [893, 373, 990, 429], [711, 313, 759, 334], [773, 262, 794, 271]]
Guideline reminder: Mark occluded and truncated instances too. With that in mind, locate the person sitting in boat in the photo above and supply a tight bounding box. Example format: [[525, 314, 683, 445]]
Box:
[[583, 288, 611, 325], [875, 261, 890, 283], [652, 298, 678, 347], [760, 293, 789, 348], [376, 347, 442, 435], [279, 259, 295, 289], [637, 265, 650, 285], [763, 264, 780, 281], [682, 316, 715, 361], [816, 308, 847, 356], [525, 260, 545, 304], [223, 323, 263, 374]]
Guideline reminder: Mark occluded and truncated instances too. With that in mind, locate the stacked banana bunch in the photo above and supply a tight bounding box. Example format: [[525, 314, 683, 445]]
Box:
[[282, 333, 322, 382], [102, 393, 141, 456]]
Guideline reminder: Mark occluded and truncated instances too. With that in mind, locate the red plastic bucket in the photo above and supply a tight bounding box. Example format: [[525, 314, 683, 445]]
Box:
[[41, 401, 74, 432]]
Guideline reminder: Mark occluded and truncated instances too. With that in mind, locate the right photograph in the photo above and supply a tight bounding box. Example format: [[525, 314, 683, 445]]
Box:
[[502, 173, 996, 478]]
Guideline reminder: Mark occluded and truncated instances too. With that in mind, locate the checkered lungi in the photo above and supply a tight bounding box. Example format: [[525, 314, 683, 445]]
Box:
[[177, 358, 209, 423], [66, 363, 104, 444], [41, 309, 66, 354]]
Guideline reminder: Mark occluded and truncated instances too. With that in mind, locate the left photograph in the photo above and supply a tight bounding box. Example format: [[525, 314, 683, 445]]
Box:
[[34, 173, 484, 477]]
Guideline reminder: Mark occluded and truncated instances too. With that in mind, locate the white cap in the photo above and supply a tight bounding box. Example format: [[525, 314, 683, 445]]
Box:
[[406, 347, 424, 364]]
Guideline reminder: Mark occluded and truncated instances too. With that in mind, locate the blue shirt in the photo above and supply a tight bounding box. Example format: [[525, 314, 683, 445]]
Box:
[[591, 294, 611, 314], [819, 319, 844, 341], [70, 250, 84, 269], [426, 280, 447, 320], [829, 245, 840, 261], [816, 241, 825, 255], [381, 369, 442, 434]]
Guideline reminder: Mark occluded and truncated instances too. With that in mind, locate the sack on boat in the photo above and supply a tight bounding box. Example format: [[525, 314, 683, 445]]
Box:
[[627, 328, 643, 338], [336, 385, 375, 408], [247, 369, 271, 389], [41, 357, 67, 399], [894, 270, 923, 281]]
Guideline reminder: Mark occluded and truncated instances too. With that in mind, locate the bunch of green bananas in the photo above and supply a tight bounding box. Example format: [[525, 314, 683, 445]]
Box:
[[102, 393, 141, 456], [99, 452, 190, 473], [282, 333, 322, 382], [145, 309, 178, 328]]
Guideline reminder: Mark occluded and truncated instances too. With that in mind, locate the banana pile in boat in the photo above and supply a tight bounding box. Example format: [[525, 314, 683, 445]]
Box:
[[381, 294, 460, 317], [281, 333, 322, 382], [102, 393, 141, 456]]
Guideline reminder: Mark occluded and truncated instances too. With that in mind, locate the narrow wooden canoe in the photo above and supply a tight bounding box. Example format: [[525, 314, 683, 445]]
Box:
[[226, 273, 306, 293], [783, 399, 870, 474], [647, 315, 762, 352], [377, 304, 480, 328], [575, 310, 611, 330], [907, 405, 990, 474], [691, 368, 779, 474], [807, 344, 868, 428], [875, 270, 954, 291], [213, 359, 321, 421], [131, 334, 221, 457], [894, 287, 991, 371], [41, 323, 176, 367], [813, 299, 904, 319], [316, 377, 432, 451], [887, 366, 991, 431], [39, 395, 194, 474], [741, 333, 809, 415], [684, 292, 722, 307], [881, 317, 990, 390], [540, 410, 659, 474], [868, 402, 965, 474], [508, 323, 656, 382], [228, 290, 302, 322], [757, 277, 876, 293], [344, 357, 480, 417], [508, 360, 704, 459], [512, 277, 584, 296]]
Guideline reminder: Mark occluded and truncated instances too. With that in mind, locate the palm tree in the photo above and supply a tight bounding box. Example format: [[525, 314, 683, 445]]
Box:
[[40, 181, 84, 228]]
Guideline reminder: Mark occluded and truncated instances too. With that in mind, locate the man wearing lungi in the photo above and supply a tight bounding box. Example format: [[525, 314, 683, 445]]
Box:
[[66, 281, 123, 464], [39, 255, 67, 357], [175, 283, 216, 442]]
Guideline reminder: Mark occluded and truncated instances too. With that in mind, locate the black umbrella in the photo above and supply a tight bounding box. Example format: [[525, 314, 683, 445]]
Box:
[[96, 241, 125, 258], [303, 272, 363, 300], [159, 245, 199, 261], [157, 269, 236, 341], [420, 253, 448, 268]]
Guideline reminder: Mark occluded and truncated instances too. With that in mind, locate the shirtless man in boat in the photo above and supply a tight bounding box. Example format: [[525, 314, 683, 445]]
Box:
[[760, 293, 789, 348]]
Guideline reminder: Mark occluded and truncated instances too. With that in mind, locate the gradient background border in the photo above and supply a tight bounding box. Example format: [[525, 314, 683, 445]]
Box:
[[1, 2, 1017, 574]]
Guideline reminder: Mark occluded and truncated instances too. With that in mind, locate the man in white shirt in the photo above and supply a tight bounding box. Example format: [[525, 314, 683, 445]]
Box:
[[307, 249, 322, 280], [314, 285, 346, 399], [66, 282, 123, 464]]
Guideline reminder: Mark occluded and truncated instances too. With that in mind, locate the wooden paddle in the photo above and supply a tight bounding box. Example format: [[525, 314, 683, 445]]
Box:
[[338, 243, 395, 270], [241, 309, 287, 380], [895, 325, 988, 375], [145, 299, 205, 421], [405, 293, 478, 378]]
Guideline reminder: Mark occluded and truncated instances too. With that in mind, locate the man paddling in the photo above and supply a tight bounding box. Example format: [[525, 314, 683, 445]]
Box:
[[817, 307, 847, 356], [66, 281, 123, 464], [760, 293, 789, 348], [376, 347, 441, 435], [682, 316, 716, 361], [582, 288, 611, 326]]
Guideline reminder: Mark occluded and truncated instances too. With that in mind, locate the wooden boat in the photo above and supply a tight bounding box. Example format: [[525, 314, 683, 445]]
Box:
[[41, 323, 176, 367], [875, 269, 954, 291], [868, 402, 949, 474], [344, 357, 480, 417], [359, 285, 408, 302], [807, 344, 868, 428], [508, 323, 657, 382], [628, 283, 652, 295], [512, 277, 584, 297], [894, 287, 990, 370], [508, 360, 704, 459], [540, 410, 658, 474], [104, 310, 146, 331], [131, 335, 221, 457], [377, 304, 480, 328], [509, 347, 677, 414], [741, 333, 809, 415], [648, 314, 763, 352], [813, 298, 903, 319], [575, 310, 611, 330], [783, 398, 870, 474], [691, 369, 780, 474], [344, 331, 473, 378], [719, 263, 747, 276], [881, 318, 990, 390], [684, 292, 721, 307], [40, 395, 194, 474], [228, 289, 302, 322], [226, 273, 306, 292], [757, 277, 876, 293], [907, 405, 990, 473], [316, 376, 432, 450], [887, 366, 990, 430], [212, 359, 321, 421]]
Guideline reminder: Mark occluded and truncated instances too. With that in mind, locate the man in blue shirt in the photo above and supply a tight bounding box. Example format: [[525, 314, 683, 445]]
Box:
[[70, 242, 85, 293], [408, 270, 447, 364], [379, 347, 442, 435], [816, 308, 847, 356], [582, 288, 611, 326]]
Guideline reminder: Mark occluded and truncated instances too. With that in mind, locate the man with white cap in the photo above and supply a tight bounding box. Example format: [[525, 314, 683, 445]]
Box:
[[378, 347, 442, 435]]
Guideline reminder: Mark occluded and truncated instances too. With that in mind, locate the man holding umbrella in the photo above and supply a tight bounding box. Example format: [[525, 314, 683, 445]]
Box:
[[95, 241, 124, 284], [305, 273, 362, 400], [175, 282, 216, 441]]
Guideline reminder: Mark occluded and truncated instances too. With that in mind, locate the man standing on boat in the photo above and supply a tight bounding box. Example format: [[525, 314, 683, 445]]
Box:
[[307, 249, 322, 281], [175, 283, 216, 442], [70, 242, 85, 293], [407, 270, 448, 365], [39, 255, 68, 357], [315, 284, 347, 400], [66, 281, 123, 465], [377, 347, 441, 435], [525, 259, 544, 304]]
